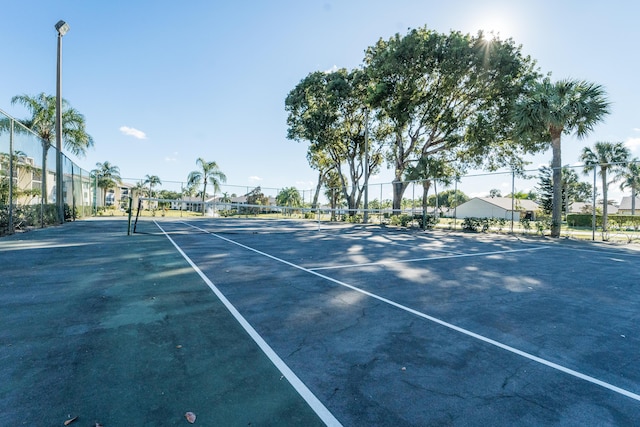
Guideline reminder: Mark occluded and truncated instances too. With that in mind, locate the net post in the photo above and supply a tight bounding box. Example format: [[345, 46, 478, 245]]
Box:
[[133, 198, 143, 233], [127, 196, 133, 235]]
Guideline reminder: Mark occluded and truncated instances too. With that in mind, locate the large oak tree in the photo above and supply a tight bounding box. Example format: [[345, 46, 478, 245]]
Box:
[[364, 27, 540, 212], [286, 68, 383, 214]]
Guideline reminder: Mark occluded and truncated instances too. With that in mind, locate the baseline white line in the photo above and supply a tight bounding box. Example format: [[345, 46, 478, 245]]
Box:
[[310, 246, 550, 271], [154, 221, 342, 427], [181, 220, 640, 403]]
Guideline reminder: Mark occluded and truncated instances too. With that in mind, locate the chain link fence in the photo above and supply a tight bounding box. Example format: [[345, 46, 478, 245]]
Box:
[[122, 160, 639, 243], [0, 108, 93, 236]]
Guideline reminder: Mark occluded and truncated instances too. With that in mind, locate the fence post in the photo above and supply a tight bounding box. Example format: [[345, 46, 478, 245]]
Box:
[[8, 120, 14, 233], [592, 167, 597, 241], [510, 169, 515, 233]]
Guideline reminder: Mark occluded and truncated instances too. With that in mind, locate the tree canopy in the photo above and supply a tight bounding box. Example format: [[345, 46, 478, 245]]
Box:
[[286, 68, 383, 214], [365, 27, 540, 211], [187, 158, 226, 215], [287, 26, 542, 215], [513, 78, 610, 236], [11, 93, 94, 157], [580, 141, 630, 234], [95, 161, 121, 206]]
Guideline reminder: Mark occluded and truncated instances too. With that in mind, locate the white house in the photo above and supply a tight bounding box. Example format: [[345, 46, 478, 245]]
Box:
[[168, 196, 217, 212], [454, 197, 539, 221]]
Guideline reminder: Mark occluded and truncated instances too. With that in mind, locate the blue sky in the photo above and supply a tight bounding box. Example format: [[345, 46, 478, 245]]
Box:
[[2, 1, 639, 201]]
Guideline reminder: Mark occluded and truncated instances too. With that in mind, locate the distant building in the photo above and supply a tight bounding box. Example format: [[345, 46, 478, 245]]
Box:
[[568, 201, 619, 215], [100, 182, 133, 208], [168, 196, 216, 212], [454, 197, 539, 221], [617, 196, 640, 215]]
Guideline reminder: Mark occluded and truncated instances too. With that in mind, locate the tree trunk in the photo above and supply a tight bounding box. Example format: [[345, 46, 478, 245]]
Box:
[[391, 131, 409, 215], [392, 179, 408, 215], [550, 132, 563, 237], [421, 180, 431, 212], [601, 168, 608, 235], [202, 181, 207, 215], [312, 171, 323, 209]]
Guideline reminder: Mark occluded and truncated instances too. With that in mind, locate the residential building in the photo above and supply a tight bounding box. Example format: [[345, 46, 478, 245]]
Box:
[[617, 196, 640, 215], [453, 197, 539, 221]]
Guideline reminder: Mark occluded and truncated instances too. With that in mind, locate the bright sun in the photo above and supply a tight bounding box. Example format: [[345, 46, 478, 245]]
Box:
[[473, 11, 518, 40]]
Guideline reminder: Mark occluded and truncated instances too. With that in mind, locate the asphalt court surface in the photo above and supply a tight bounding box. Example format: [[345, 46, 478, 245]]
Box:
[[2, 217, 640, 426], [156, 217, 640, 426]]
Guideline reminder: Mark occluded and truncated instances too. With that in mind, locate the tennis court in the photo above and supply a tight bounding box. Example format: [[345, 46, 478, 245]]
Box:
[[2, 217, 640, 425], [152, 217, 640, 425]]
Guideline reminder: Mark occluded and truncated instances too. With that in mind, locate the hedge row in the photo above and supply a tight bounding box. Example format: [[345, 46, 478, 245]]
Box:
[[567, 214, 640, 228]]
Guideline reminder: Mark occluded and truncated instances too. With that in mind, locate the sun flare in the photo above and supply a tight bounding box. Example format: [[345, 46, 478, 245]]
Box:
[[473, 10, 518, 40]]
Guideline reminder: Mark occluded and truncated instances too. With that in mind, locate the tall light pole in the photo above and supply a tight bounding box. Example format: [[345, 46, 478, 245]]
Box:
[[55, 19, 69, 224], [363, 108, 369, 224]]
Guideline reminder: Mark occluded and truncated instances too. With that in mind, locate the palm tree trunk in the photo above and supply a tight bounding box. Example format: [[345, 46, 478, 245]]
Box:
[[550, 133, 563, 237], [601, 168, 608, 234], [201, 180, 207, 215]]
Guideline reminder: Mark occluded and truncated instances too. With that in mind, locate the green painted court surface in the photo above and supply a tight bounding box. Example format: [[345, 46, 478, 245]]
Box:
[[2, 217, 640, 426]]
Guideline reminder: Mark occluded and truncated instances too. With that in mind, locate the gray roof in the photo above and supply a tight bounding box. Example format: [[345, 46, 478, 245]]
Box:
[[474, 197, 539, 211], [618, 196, 640, 210], [569, 201, 619, 214]]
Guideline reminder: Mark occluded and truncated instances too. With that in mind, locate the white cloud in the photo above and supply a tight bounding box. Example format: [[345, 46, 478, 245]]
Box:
[[119, 126, 147, 140], [625, 137, 640, 152], [164, 152, 178, 162], [324, 64, 338, 74], [248, 176, 263, 182]]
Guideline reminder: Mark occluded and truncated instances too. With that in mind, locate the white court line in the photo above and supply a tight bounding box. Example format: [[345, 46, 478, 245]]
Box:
[[180, 220, 640, 404], [153, 221, 343, 427], [310, 246, 549, 271]]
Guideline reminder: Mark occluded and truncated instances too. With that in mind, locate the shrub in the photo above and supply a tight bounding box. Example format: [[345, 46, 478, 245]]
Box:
[[390, 214, 413, 227], [462, 217, 482, 232], [414, 214, 439, 230], [608, 214, 640, 231], [535, 216, 552, 235], [461, 217, 503, 232], [64, 204, 78, 221], [567, 214, 601, 227]]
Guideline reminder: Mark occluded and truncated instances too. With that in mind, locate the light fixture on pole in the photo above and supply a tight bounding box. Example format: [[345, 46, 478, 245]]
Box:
[[55, 19, 69, 224]]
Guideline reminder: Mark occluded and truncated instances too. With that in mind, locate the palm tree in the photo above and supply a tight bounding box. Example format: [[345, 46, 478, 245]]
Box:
[[95, 161, 121, 207], [11, 93, 94, 204], [579, 142, 630, 235], [513, 78, 610, 237], [618, 159, 640, 215], [187, 158, 227, 215], [144, 174, 162, 210], [220, 192, 232, 203], [131, 180, 147, 210], [276, 187, 302, 215]]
